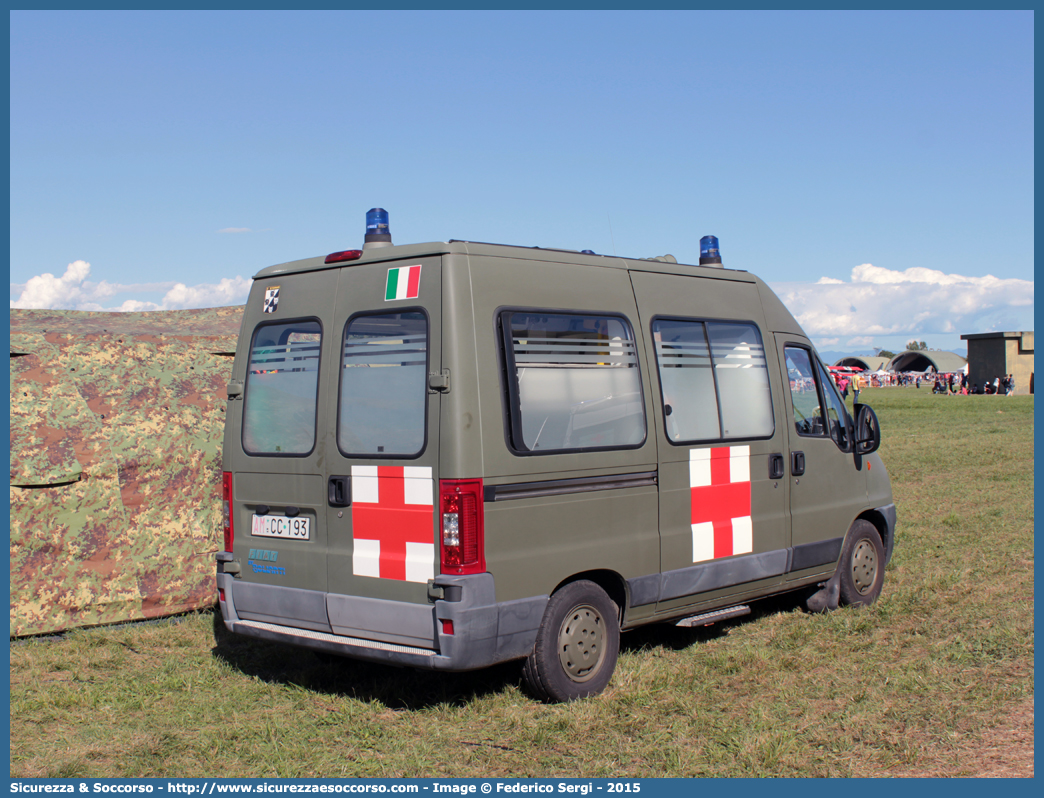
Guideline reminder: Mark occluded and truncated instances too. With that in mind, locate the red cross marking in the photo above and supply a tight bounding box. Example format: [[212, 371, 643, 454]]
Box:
[[353, 466, 433, 581], [691, 447, 751, 559]]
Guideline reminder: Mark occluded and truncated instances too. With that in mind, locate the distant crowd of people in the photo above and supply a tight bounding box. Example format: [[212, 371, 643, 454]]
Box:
[[926, 372, 1015, 396], [840, 371, 1016, 396]]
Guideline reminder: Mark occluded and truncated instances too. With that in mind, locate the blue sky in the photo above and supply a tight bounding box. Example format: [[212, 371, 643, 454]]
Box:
[[10, 10, 1034, 354]]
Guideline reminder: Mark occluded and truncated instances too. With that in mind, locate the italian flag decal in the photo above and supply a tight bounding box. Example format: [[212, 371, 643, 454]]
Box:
[[350, 465, 434, 583], [385, 264, 422, 301], [690, 446, 753, 562]]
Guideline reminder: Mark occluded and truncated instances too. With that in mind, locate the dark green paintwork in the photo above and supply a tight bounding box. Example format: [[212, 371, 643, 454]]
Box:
[[223, 239, 894, 631]]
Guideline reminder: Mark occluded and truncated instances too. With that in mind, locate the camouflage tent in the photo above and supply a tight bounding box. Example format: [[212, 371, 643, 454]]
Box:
[[10, 306, 243, 636]]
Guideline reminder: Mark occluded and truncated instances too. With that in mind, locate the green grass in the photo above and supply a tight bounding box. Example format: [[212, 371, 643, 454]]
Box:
[[10, 389, 1034, 777]]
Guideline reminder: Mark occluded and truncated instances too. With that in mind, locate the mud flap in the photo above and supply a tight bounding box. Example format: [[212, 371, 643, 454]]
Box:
[[805, 568, 840, 613]]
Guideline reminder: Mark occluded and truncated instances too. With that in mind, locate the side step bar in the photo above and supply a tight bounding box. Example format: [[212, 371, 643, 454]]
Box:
[[234, 619, 437, 658], [675, 604, 751, 628]]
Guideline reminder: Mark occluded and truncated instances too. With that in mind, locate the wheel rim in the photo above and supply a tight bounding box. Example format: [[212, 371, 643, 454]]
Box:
[[557, 603, 606, 683], [851, 539, 878, 594]]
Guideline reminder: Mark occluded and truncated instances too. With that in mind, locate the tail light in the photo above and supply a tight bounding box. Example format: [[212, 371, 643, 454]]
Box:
[[222, 471, 234, 552], [440, 479, 485, 575]]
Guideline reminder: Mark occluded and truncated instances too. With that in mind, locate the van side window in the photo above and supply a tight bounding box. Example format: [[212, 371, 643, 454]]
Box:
[[814, 357, 851, 448], [501, 311, 646, 453], [652, 319, 720, 441], [707, 322, 774, 439], [652, 319, 773, 443], [242, 320, 322, 455], [784, 346, 826, 436], [338, 311, 428, 457]]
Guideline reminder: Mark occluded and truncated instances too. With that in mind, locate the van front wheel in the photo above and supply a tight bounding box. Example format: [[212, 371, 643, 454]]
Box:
[[838, 520, 885, 607], [522, 580, 620, 703]]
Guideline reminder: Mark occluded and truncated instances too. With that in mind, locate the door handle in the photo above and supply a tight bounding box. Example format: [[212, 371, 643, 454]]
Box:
[[791, 451, 806, 476], [769, 453, 785, 480], [328, 475, 351, 507]]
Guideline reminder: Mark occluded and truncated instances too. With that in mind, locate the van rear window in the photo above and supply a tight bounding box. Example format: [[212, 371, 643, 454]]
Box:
[[653, 319, 773, 443], [501, 311, 646, 453], [242, 320, 322, 455], [338, 311, 428, 457]]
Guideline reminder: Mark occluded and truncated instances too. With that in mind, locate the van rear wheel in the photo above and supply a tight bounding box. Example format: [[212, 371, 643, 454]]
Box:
[[838, 520, 885, 607], [522, 580, 620, 703]]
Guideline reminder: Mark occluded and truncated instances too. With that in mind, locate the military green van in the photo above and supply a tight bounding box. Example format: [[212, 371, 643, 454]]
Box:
[[216, 210, 896, 702]]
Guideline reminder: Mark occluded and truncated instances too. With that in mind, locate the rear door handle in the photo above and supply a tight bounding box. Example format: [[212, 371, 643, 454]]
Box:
[[328, 475, 351, 507], [791, 451, 806, 476]]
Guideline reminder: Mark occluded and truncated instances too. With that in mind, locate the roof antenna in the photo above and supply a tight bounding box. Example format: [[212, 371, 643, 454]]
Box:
[[607, 213, 617, 256]]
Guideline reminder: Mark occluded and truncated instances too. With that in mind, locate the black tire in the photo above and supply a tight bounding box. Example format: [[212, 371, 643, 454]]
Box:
[[838, 520, 885, 607], [522, 580, 620, 703]]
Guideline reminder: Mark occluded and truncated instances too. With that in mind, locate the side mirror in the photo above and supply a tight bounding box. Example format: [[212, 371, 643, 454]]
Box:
[[853, 403, 881, 455]]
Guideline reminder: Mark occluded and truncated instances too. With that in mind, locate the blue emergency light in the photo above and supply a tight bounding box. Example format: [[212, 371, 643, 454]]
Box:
[[699, 235, 722, 265], [364, 208, 392, 248]]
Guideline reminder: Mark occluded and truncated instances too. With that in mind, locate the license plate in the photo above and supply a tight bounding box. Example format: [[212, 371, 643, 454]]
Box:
[[251, 514, 311, 540]]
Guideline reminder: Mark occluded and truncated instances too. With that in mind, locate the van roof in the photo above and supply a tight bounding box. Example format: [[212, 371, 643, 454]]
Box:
[[253, 240, 756, 283]]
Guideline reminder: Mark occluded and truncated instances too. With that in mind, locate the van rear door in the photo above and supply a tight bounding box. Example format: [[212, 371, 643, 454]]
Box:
[[229, 269, 338, 632], [323, 256, 443, 647]]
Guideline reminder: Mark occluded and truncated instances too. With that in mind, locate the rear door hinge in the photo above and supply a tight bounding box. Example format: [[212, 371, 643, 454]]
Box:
[[428, 368, 450, 393]]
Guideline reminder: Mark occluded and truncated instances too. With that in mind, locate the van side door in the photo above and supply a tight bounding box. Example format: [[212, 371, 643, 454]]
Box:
[[774, 336, 868, 580], [630, 270, 788, 616]]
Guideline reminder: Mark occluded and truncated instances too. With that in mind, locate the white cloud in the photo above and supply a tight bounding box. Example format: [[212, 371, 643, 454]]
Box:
[[14, 258, 1032, 342], [218, 228, 252, 234], [162, 277, 252, 309], [11, 260, 251, 311], [112, 299, 163, 312], [10, 260, 97, 309], [771, 264, 1033, 339]]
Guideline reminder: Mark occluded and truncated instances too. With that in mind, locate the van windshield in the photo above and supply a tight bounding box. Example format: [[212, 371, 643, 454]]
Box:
[[338, 311, 428, 457]]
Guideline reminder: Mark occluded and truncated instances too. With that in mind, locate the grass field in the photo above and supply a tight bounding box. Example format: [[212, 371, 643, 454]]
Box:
[[10, 389, 1034, 778]]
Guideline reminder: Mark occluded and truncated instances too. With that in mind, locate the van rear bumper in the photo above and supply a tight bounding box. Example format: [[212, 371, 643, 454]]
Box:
[[215, 566, 547, 672]]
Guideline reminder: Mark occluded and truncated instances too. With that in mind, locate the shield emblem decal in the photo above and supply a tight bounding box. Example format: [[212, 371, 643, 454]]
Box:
[[263, 286, 280, 314]]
